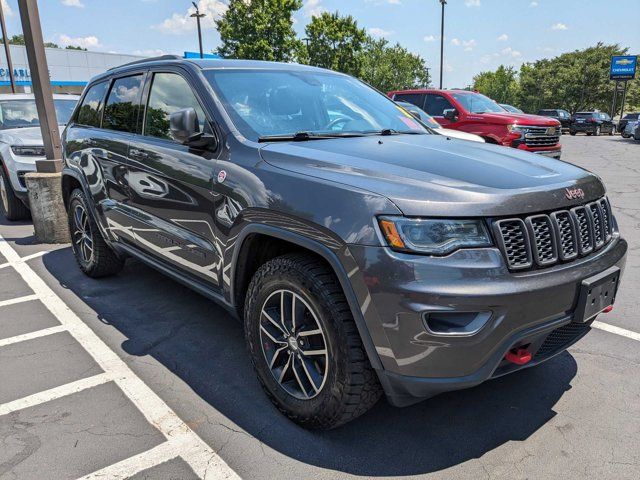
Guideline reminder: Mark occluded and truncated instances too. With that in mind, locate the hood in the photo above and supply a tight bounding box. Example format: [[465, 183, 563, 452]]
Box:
[[471, 112, 561, 127], [0, 126, 64, 146], [259, 134, 604, 217]]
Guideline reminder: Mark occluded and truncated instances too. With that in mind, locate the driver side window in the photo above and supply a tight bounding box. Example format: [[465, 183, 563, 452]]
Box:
[[144, 72, 206, 140], [425, 95, 454, 117]]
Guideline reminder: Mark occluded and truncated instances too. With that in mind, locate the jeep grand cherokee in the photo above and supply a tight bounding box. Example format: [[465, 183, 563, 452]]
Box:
[[61, 56, 627, 429]]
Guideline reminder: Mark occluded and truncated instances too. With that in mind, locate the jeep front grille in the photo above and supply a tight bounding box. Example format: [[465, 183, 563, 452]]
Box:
[[494, 197, 613, 271]]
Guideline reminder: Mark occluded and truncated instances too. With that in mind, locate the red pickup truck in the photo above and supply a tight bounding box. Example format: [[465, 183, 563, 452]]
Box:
[[388, 89, 562, 159]]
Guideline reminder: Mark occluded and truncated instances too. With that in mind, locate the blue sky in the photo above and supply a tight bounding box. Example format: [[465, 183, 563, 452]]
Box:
[[1, 0, 638, 88]]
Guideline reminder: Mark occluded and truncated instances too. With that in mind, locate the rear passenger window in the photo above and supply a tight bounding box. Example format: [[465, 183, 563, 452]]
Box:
[[77, 81, 108, 127], [144, 73, 206, 140], [393, 93, 425, 109], [103, 75, 143, 133]]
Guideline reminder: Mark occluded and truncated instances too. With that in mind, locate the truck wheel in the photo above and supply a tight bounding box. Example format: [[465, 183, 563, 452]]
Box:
[[244, 253, 382, 429], [570, 131, 576, 136], [0, 168, 30, 221], [67, 189, 124, 278]]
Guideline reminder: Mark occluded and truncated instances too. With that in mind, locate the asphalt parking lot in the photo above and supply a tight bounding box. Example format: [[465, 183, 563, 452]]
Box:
[[1, 135, 639, 480]]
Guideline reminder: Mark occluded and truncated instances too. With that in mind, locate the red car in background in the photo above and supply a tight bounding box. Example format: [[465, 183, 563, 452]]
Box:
[[388, 89, 562, 159]]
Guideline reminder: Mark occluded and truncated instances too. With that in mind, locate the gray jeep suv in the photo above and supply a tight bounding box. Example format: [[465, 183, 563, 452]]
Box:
[[61, 56, 627, 429]]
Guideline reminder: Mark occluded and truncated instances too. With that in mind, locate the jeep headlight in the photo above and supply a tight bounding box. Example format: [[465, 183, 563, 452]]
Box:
[[11, 145, 46, 156], [379, 217, 492, 255]]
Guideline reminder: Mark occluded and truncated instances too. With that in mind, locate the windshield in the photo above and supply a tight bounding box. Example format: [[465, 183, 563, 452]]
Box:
[[204, 69, 429, 141], [451, 92, 505, 114], [0, 99, 77, 130]]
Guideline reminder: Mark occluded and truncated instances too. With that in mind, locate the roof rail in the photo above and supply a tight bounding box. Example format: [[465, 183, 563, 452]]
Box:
[[108, 54, 184, 71]]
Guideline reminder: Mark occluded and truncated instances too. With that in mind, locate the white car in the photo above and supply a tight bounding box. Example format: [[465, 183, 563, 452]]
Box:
[[395, 101, 485, 143], [0, 93, 79, 220]]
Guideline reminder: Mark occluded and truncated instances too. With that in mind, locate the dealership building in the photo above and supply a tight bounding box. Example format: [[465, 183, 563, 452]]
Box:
[[0, 44, 145, 94]]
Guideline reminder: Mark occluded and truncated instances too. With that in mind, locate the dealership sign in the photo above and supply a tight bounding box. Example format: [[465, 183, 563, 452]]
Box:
[[610, 55, 637, 80], [0, 67, 31, 81]]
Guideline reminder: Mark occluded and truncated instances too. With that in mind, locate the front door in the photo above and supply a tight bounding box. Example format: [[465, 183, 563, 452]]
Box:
[[125, 71, 223, 288]]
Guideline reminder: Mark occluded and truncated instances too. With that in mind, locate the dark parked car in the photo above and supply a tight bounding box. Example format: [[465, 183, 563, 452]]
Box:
[[619, 113, 640, 138], [570, 112, 615, 136], [61, 56, 627, 429], [623, 121, 640, 141], [537, 109, 572, 131]]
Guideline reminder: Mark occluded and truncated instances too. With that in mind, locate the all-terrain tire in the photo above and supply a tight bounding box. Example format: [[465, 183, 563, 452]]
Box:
[[244, 253, 382, 429], [0, 167, 30, 221], [67, 189, 124, 278]]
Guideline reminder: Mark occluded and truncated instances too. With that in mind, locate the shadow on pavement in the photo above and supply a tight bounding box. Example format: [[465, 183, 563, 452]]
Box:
[[42, 247, 577, 477]]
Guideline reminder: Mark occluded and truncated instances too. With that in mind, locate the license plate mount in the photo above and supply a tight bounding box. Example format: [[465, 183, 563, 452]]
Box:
[[573, 267, 620, 323]]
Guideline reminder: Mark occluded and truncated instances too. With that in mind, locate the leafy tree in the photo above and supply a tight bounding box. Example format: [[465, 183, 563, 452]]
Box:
[[65, 45, 87, 51], [305, 11, 367, 77], [216, 0, 303, 62], [472, 65, 519, 105], [1, 34, 59, 48], [360, 37, 430, 92]]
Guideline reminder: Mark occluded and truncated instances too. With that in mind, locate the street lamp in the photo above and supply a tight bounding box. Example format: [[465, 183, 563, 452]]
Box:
[[190, 1, 206, 59], [439, 0, 446, 89]]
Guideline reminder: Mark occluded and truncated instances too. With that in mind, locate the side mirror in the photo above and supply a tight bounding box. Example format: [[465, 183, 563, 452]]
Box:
[[170, 108, 199, 144], [169, 107, 217, 150], [443, 108, 458, 121]]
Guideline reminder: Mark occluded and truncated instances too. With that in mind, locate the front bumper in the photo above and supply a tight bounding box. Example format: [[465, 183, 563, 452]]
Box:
[[349, 237, 627, 406]]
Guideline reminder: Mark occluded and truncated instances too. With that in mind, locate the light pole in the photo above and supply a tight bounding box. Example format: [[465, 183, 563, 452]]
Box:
[[0, 2, 16, 93], [439, 0, 446, 89], [190, 2, 205, 59]]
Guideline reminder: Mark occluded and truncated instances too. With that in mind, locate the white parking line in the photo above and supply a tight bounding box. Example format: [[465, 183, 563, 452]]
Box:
[[0, 373, 111, 416], [593, 321, 640, 342], [0, 324, 67, 347], [0, 234, 239, 480], [0, 293, 39, 308]]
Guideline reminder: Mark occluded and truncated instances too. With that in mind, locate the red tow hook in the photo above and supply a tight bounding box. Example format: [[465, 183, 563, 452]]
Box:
[[505, 347, 532, 365], [602, 305, 613, 313]]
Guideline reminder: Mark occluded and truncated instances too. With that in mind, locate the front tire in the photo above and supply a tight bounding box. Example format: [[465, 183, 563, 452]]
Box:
[[244, 253, 381, 429], [0, 167, 30, 221], [67, 189, 124, 278]]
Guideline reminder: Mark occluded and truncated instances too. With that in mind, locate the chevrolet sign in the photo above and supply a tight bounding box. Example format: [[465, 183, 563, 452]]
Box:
[[610, 55, 637, 80]]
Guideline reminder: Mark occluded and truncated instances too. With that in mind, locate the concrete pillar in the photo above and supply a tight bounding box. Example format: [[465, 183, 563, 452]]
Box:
[[25, 172, 70, 244]]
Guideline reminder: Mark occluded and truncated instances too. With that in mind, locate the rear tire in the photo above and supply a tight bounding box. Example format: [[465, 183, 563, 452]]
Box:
[[570, 131, 576, 136], [67, 189, 124, 278], [244, 253, 382, 429], [0, 167, 30, 221]]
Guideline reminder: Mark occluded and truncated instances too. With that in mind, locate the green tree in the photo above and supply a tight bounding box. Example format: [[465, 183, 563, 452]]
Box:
[[305, 11, 367, 77], [472, 65, 519, 105], [65, 45, 87, 51], [1, 34, 59, 48], [359, 37, 430, 92], [216, 0, 303, 62]]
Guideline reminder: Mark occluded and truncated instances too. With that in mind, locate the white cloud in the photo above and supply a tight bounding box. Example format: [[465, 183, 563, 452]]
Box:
[[444, 63, 454, 72], [303, 0, 325, 17], [551, 22, 568, 30], [154, 0, 227, 34], [497, 33, 508, 42], [1, 0, 12, 16], [451, 38, 461, 46], [61, 0, 84, 7], [501, 46, 522, 57], [58, 34, 101, 50], [368, 27, 394, 37], [465, 0, 481, 6], [530, 1, 538, 6], [451, 38, 476, 51], [132, 48, 166, 57], [423, 35, 436, 42]]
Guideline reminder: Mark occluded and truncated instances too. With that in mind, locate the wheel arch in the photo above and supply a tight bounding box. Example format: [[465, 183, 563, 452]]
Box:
[[231, 224, 383, 371]]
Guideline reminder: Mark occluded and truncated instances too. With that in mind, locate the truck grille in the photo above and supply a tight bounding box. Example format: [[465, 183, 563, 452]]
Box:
[[523, 126, 561, 147], [494, 197, 613, 271]]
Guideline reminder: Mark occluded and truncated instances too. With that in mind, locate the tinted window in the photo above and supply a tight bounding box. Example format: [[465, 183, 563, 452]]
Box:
[[144, 73, 206, 140], [77, 82, 108, 127], [0, 99, 78, 130], [575, 113, 594, 119], [103, 75, 143, 133], [538, 110, 555, 116], [393, 93, 425, 109], [623, 113, 639, 120], [451, 92, 504, 114], [425, 94, 454, 116]]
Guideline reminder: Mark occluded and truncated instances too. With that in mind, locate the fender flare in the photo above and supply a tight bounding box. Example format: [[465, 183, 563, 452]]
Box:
[[231, 223, 383, 371]]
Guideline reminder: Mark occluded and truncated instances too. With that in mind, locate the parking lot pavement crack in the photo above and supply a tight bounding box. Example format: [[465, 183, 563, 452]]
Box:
[[0, 417, 42, 477]]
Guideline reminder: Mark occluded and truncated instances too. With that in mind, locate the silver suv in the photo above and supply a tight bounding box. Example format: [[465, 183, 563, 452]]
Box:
[[0, 93, 78, 220]]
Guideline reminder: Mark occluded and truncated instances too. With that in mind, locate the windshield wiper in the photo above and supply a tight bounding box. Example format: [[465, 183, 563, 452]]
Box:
[[258, 131, 367, 142], [373, 129, 426, 136]]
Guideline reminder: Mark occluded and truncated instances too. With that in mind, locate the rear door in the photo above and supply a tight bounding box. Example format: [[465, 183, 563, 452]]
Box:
[[65, 74, 145, 244], [392, 93, 426, 110], [125, 69, 223, 288]]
